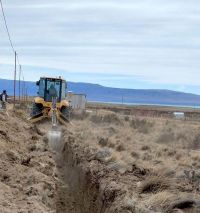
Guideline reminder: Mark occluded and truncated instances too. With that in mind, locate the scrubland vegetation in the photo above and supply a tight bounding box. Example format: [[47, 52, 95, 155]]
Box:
[[68, 109, 200, 212]]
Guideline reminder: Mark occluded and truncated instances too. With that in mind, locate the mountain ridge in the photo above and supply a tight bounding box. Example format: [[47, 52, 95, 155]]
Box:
[[0, 78, 200, 106]]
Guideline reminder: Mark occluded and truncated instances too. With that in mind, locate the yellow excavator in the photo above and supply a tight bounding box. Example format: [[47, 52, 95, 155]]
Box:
[[30, 76, 71, 125]]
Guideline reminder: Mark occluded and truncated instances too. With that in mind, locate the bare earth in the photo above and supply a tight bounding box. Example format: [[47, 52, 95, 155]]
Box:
[[1, 106, 200, 212]]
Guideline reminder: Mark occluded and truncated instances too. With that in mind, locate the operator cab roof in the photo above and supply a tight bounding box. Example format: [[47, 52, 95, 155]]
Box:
[[40, 76, 66, 81]]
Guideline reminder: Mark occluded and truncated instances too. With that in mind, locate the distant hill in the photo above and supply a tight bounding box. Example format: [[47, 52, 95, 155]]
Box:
[[1, 78, 200, 106]]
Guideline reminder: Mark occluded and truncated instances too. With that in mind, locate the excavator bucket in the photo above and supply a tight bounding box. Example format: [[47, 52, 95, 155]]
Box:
[[48, 126, 62, 152], [48, 97, 63, 152]]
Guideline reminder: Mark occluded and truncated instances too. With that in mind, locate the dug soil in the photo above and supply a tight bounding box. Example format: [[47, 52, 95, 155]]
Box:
[[1, 108, 200, 213]]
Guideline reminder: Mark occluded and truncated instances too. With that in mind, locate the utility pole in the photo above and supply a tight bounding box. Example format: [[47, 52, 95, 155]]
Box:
[[18, 65, 21, 103], [25, 87, 28, 104], [26, 87, 28, 104], [14, 51, 17, 109], [23, 77, 26, 103]]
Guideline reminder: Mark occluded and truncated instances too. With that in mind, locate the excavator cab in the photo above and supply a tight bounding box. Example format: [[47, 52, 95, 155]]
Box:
[[30, 77, 70, 124], [36, 77, 66, 102]]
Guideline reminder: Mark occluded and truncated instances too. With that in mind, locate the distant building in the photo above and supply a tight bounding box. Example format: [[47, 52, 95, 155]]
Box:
[[67, 91, 87, 109], [173, 112, 185, 119]]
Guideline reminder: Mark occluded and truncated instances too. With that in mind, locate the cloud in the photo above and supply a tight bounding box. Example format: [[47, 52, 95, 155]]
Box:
[[1, 0, 200, 90]]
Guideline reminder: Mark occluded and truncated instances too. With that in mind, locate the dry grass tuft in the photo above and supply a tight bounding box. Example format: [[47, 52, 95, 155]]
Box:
[[104, 152, 118, 164], [108, 126, 117, 135], [131, 151, 140, 159], [116, 144, 126, 152], [108, 141, 116, 148], [189, 133, 200, 150], [90, 113, 121, 125], [14, 109, 27, 121], [90, 114, 103, 123], [124, 116, 130, 122], [138, 175, 170, 194], [104, 113, 121, 123], [156, 129, 175, 144], [98, 137, 108, 147], [141, 145, 150, 151], [142, 152, 152, 161], [106, 159, 127, 173], [191, 154, 200, 162], [145, 191, 175, 209], [71, 110, 89, 120], [167, 149, 176, 157], [146, 193, 197, 212], [130, 118, 154, 134], [165, 198, 196, 212]]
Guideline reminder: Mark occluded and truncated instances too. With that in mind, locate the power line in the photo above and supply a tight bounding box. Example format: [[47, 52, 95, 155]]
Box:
[[16, 52, 21, 66], [0, 0, 15, 54], [0, 0, 26, 105], [0, 0, 21, 67]]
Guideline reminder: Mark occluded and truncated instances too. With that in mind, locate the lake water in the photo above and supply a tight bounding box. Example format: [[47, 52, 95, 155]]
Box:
[[88, 101, 200, 109]]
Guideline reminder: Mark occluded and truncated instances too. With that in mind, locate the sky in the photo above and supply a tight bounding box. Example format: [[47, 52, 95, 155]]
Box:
[[1, 0, 200, 94]]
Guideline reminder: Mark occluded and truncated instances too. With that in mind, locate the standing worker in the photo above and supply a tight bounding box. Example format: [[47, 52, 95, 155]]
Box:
[[0, 90, 8, 109]]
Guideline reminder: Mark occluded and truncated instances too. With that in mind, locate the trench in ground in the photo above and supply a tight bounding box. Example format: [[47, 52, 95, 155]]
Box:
[[55, 136, 105, 213]]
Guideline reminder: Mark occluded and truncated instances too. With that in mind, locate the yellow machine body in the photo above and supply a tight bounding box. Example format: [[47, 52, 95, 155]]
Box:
[[30, 77, 70, 124]]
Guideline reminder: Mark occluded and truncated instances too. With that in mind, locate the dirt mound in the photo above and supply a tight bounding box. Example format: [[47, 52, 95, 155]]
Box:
[[0, 110, 56, 212]]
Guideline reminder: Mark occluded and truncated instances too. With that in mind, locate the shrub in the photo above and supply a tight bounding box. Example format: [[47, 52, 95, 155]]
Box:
[[90, 114, 103, 123], [124, 116, 130, 122], [116, 144, 125, 152], [138, 175, 170, 194], [98, 138, 108, 147], [156, 130, 175, 144], [131, 151, 140, 159], [90, 113, 121, 125], [189, 133, 200, 150], [71, 110, 89, 120], [141, 145, 150, 151], [103, 113, 121, 124], [130, 118, 154, 134]]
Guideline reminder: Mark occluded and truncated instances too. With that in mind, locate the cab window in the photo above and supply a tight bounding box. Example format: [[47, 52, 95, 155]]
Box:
[[39, 79, 45, 97]]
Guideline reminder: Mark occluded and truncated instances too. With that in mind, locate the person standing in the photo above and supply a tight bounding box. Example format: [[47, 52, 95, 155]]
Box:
[[0, 90, 8, 109]]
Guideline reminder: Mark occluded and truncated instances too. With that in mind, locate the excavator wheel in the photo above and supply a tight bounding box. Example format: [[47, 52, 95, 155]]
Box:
[[60, 106, 71, 120], [31, 103, 43, 117]]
